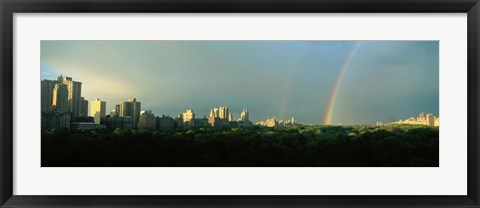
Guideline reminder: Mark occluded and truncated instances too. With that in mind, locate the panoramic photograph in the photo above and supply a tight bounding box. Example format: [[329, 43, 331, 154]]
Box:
[[40, 40, 439, 167]]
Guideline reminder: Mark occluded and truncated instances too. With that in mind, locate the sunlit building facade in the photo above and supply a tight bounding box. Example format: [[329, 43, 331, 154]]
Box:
[[58, 75, 82, 117], [208, 106, 231, 127], [182, 109, 195, 127], [386, 112, 439, 127], [218, 106, 229, 120], [208, 116, 229, 127], [41, 76, 85, 130], [254, 117, 278, 127], [119, 98, 141, 128], [239, 108, 249, 122], [41, 80, 57, 112], [255, 115, 298, 127], [90, 98, 106, 124], [228, 112, 233, 122], [426, 113, 435, 126], [52, 83, 69, 112]]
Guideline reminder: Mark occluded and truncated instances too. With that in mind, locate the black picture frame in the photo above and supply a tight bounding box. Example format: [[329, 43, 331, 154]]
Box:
[[1, 0, 479, 207]]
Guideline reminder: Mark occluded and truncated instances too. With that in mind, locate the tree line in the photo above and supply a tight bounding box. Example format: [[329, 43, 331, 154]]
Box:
[[41, 124, 439, 167]]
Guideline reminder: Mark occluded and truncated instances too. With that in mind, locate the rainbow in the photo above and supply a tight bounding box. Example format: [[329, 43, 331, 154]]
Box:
[[323, 42, 360, 125], [279, 47, 303, 119]]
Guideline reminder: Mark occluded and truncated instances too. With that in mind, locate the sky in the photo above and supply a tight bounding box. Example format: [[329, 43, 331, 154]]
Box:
[[41, 41, 439, 125]]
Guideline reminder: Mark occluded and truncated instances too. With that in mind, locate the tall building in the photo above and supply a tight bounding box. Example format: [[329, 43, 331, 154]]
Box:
[[41, 80, 57, 112], [219, 106, 229, 119], [418, 112, 425, 121], [58, 75, 82, 117], [90, 98, 106, 124], [416, 112, 426, 125], [156, 115, 175, 131], [41, 75, 86, 130], [209, 108, 217, 118], [239, 108, 249, 121], [266, 117, 278, 127], [115, 104, 120, 116], [228, 112, 233, 122], [291, 116, 296, 124], [213, 108, 219, 118], [208, 106, 232, 127], [119, 98, 141, 128], [225, 107, 229, 120], [182, 109, 195, 127], [79, 97, 89, 116], [208, 116, 228, 127], [219, 107, 225, 118], [234, 108, 253, 127], [426, 113, 435, 126], [387, 112, 439, 127], [174, 115, 184, 128], [138, 110, 156, 130], [52, 83, 69, 112], [110, 104, 120, 117]]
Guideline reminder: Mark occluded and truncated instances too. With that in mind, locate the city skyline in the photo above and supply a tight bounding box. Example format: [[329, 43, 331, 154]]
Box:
[[41, 40, 439, 125], [41, 73, 439, 126]]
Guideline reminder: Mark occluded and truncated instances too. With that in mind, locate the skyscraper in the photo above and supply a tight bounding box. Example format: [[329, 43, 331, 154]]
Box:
[[41, 80, 57, 112], [417, 112, 426, 124], [426, 114, 435, 126], [209, 108, 216, 118], [219, 106, 229, 119], [213, 108, 219, 118], [266, 117, 278, 127], [156, 115, 175, 131], [208, 106, 231, 127], [182, 109, 195, 127], [240, 108, 249, 121], [119, 98, 141, 128], [90, 98, 106, 124], [79, 97, 89, 116], [110, 104, 120, 117], [52, 83, 69, 112], [138, 110, 156, 130], [119, 102, 128, 116], [58, 75, 82, 117]]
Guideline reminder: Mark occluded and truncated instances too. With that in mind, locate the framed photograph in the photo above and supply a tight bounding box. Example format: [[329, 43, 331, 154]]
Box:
[[1, 0, 479, 207]]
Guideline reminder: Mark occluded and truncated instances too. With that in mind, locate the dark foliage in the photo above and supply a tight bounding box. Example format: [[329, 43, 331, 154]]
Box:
[[41, 124, 439, 167]]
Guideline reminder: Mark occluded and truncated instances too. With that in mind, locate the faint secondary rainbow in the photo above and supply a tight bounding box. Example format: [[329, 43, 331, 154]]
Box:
[[323, 42, 360, 125], [279, 49, 303, 119]]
